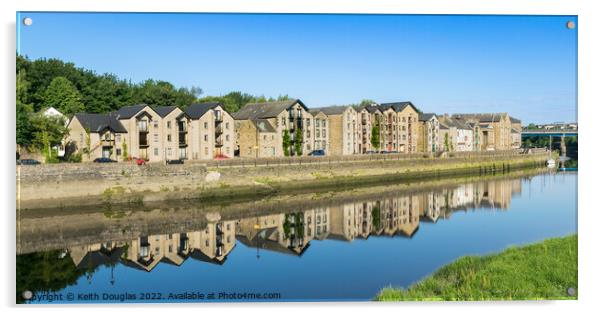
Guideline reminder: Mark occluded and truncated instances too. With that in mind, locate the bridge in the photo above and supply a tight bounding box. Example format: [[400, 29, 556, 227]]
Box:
[[521, 129, 578, 137], [521, 128, 577, 158]]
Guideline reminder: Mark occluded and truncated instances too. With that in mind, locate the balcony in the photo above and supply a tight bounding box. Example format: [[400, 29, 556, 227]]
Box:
[[139, 133, 149, 147], [178, 133, 187, 147], [215, 114, 223, 123], [215, 124, 223, 135], [215, 137, 224, 147]]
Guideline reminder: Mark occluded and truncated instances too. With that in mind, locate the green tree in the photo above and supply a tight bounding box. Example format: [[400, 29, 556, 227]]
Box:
[[294, 128, 303, 156], [16, 70, 34, 147], [283, 130, 291, 157], [371, 125, 380, 150], [444, 132, 450, 152], [122, 140, 128, 160], [29, 114, 68, 162], [43, 76, 85, 115]]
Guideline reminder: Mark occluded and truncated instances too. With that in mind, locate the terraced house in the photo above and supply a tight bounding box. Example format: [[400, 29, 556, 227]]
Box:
[[233, 99, 314, 157], [185, 102, 236, 159], [417, 113, 440, 153], [309, 109, 330, 154], [356, 106, 373, 153], [66, 113, 128, 162], [314, 106, 358, 156], [380, 102, 420, 153], [452, 113, 512, 151], [154, 106, 191, 160]]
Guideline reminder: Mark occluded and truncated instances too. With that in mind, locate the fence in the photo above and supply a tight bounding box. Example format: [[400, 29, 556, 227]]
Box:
[[193, 149, 543, 169]]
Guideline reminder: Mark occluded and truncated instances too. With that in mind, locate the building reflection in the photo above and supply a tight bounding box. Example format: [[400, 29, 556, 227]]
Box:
[[65, 178, 519, 274]]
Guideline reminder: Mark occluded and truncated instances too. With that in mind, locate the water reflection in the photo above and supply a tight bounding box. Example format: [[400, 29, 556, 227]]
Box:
[[47, 177, 518, 271], [17, 171, 575, 303]]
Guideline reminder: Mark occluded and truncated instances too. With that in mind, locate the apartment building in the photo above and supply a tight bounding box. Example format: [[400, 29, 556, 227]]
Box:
[[233, 99, 314, 157], [66, 113, 128, 162], [235, 119, 278, 158], [361, 105, 384, 152], [380, 102, 420, 153], [154, 106, 191, 160], [308, 109, 330, 154], [356, 107, 373, 153], [417, 113, 440, 153], [312, 106, 358, 156], [185, 102, 236, 159]]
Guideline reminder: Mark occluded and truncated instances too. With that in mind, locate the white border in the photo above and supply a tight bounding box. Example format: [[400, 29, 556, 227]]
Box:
[[2, 1, 601, 316]]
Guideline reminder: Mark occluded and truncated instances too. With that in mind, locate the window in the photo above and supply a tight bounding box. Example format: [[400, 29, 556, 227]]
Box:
[[154, 148, 159, 156], [263, 135, 267, 141], [138, 120, 148, 131], [154, 134, 159, 142], [204, 122, 208, 129], [167, 148, 172, 156], [226, 147, 230, 154], [116, 134, 121, 142], [204, 134, 208, 141], [316, 130, 320, 137], [205, 240, 209, 247], [153, 121, 159, 129], [167, 134, 172, 142], [225, 122, 229, 129], [226, 135, 230, 141], [167, 121, 171, 129], [116, 149, 121, 156], [204, 147, 208, 155], [323, 129, 326, 136]]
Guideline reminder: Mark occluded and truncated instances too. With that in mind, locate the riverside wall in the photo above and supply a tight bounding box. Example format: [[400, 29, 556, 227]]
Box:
[[16, 151, 549, 210]]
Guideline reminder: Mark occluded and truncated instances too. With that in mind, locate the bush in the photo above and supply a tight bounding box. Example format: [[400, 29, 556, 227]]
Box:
[[68, 152, 82, 163]]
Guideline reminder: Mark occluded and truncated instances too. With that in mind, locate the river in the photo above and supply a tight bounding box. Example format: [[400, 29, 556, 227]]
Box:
[[16, 170, 577, 303]]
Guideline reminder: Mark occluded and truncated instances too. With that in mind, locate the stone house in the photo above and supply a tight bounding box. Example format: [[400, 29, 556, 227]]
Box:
[[308, 109, 330, 154], [380, 102, 420, 153], [314, 106, 358, 156], [185, 102, 236, 159], [356, 107, 373, 153], [417, 113, 440, 153], [154, 106, 191, 160], [235, 119, 278, 158], [510, 116, 522, 149], [233, 99, 314, 157], [453, 113, 512, 151], [66, 113, 128, 162], [115, 104, 164, 162]]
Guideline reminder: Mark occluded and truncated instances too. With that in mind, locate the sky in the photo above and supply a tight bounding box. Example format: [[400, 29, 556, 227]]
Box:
[[16, 12, 577, 124]]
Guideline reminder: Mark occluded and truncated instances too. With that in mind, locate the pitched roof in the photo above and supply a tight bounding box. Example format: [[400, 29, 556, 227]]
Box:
[[419, 113, 437, 121], [510, 116, 521, 124], [314, 105, 352, 115], [184, 102, 221, 119], [452, 113, 508, 123], [115, 104, 149, 119], [363, 105, 383, 114], [380, 101, 419, 113], [233, 99, 307, 120], [72, 113, 128, 133], [254, 119, 276, 133], [153, 106, 178, 118]]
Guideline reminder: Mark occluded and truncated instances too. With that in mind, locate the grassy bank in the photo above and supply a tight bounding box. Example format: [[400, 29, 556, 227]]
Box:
[[376, 235, 578, 301]]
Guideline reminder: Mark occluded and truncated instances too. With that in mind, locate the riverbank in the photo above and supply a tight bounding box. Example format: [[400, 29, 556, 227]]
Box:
[[17, 152, 548, 210], [376, 234, 578, 301]]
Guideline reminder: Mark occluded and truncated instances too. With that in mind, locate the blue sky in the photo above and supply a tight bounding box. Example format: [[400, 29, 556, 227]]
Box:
[[16, 12, 577, 124]]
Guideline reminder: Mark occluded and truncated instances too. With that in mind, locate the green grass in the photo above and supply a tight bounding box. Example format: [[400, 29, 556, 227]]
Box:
[[376, 235, 577, 301]]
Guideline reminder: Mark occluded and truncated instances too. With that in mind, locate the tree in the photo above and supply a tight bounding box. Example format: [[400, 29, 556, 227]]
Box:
[[294, 128, 303, 156], [43, 76, 85, 115], [359, 99, 376, 107], [283, 130, 291, 157], [122, 140, 128, 160], [370, 125, 380, 150], [16, 70, 34, 147], [29, 114, 68, 162], [444, 132, 449, 152]]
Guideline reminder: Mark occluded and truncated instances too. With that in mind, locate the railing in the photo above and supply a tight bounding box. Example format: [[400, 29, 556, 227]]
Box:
[[195, 148, 542, 168]]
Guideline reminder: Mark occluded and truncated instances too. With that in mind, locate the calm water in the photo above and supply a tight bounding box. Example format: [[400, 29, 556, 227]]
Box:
[[17, 171, 577, 303]]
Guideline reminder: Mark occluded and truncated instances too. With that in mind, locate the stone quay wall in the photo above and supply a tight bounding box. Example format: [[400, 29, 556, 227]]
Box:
[[16, 151, 549, 210]]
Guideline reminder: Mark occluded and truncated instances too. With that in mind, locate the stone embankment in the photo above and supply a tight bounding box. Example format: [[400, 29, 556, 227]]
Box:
[[16, 150, 549, 210]]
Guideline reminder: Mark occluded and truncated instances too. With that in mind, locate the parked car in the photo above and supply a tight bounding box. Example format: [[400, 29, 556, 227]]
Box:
[[166, 159, 184, 165], [17, 159, 41, 165], [365, 150, 377, 154], [309, 149, 325, 156], [93, 157, 117, 163]]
